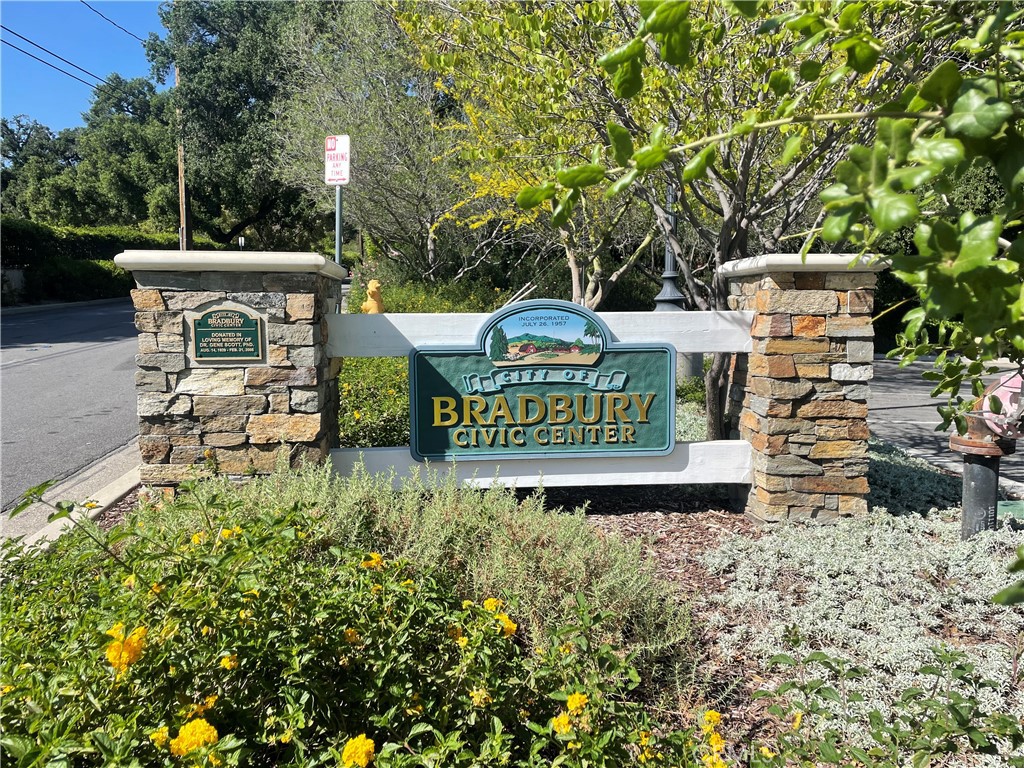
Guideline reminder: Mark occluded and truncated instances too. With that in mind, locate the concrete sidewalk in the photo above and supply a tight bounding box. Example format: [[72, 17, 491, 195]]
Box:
[[868, 358, 1022, 494]]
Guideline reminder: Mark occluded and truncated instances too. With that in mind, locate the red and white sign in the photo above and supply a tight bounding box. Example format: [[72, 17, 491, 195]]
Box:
[[324, 135, 350, 185]]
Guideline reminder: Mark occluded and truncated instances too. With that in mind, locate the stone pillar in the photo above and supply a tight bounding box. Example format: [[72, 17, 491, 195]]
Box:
[[113, 251, 345, 487], [720, 254, 887, 520]]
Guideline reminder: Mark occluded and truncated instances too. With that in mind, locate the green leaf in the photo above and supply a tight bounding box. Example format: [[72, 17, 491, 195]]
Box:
[[822, 207, 856, 241], [781, 133, 804, 165], [946, 82, 1014, 139], [515, 182, 556, 209], [768, 653, 797, 666], [887, 165, 937, 191], [878, 118, 913, 163], [919, 60, 963, 106], [632, 143, 670, 171], [659, 22, 691, 66], [598, 37, 646, 72], [682, 145, 715, 182], [639, 0, 665, 19], [820, 183, 852, 204], [727, 0, 763, 18], [869, 191, 919, 232], [907, 137, 965, 168], [604, 168, 639, 198], [550, 188, 580, 228], [838, 2, 864, 30], [646, 0, 690, 33], [612, 57, 644, 99], [768, 68, 794, 97], [995, 130, 1024, 201], [846, 40, 880, 74], [799, 60, 823, 81], [606, 122, 635, 167], [556, 163, 606, 189]]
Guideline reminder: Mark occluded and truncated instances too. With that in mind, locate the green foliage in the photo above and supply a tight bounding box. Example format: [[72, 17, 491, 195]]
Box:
[[338, 358, 410, 449], [1, 217, 222, 270], [757, 643, 1024, 767], [1, 474, 710, 766], [21, 259, 133, 303]]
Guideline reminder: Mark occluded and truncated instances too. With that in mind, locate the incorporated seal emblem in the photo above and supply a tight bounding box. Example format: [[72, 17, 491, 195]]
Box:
[[409, 299, 675, 462]]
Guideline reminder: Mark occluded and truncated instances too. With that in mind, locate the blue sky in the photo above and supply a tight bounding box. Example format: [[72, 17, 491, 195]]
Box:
[[1, 0, 165, 133]]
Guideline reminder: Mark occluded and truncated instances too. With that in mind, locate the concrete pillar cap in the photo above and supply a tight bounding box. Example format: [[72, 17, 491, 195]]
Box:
[[114, 251, 348, 281], [719, 253, 889, 278]]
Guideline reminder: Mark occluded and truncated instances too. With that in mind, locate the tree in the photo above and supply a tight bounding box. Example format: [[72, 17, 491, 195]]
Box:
[[489, 326, 509, 361], [272, 2, 556, 283], [1, 116, 79, 219], [146, 0, 322, 249], [518, 0, 1022, 435], [398, 1, 930, 317]]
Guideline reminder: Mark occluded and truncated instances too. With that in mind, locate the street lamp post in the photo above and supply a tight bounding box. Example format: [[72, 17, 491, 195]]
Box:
[[654, 184, 701, 377]]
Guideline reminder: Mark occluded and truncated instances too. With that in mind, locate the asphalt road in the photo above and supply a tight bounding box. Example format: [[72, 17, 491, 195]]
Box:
[[1, 299, 139, 517], [869, 357, 1022, 490]]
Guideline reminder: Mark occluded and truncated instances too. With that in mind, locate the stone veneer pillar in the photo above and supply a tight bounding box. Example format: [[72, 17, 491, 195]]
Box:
[[720, 254, 888, 520], [113, 251, 345, 487]]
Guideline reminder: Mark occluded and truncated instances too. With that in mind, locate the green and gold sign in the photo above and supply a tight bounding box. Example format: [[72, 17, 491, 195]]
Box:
[[193, 308, 263, 362], [410, 300, 675, 461]]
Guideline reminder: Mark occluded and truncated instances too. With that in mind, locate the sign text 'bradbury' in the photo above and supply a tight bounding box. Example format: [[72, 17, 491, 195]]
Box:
[[409, 300, 675, 461]]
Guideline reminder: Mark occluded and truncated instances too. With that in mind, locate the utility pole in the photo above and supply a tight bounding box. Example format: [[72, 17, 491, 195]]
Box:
[[175, 64, 192, 251]]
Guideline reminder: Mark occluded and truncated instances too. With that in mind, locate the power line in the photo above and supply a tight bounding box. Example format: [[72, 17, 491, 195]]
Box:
[[0, 39, 116, 97], [79, 0, 146, 44], [1, 25, 115, 90]]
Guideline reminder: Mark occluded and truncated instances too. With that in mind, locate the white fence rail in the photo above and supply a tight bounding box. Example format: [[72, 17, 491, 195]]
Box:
[[327, 310, 755, 488]]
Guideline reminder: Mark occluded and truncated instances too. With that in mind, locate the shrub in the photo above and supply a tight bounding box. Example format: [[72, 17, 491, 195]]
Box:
[[0, 487, 713, 767], [1, 217, 224, 270], [21, 258, 134, 302], [126, 467, 699, 699], [338, 358, 409, 448]]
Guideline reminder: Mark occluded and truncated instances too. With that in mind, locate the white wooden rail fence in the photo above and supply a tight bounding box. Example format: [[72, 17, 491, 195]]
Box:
[[327, 311, 755, 488]]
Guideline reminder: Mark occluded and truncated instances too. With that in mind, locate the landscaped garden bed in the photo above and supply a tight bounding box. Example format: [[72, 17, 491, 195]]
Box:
[[3, 439, 1022, 767]]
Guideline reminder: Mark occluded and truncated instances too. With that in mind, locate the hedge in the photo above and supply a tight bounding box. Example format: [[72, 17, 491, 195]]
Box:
[[1, 217, 224, 269]]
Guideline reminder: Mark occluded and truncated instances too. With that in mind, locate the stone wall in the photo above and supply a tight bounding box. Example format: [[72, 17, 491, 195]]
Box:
[[722, 255, 885, 520], [115, 253, 345, 486]]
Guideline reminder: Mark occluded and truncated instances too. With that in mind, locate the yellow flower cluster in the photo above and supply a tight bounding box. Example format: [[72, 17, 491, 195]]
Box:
[[566, 692, 588, 715], [169, 718, 219, 757], [104, 623, 147, 676], [469, 687, 492, 707], [552, 712, 572, 735], [494, 613, 516, 637], [700, 710, 727, 768], [361, 552, 384, 570], [341, 733, 375, 767], [149, 726, 169, 748], [637, 730, 664, 764], [482, 597, 503, 612], [185, 695, 218, 719], [220, 654, 238, 670]]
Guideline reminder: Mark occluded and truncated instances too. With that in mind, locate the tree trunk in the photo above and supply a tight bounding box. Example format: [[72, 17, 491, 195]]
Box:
[[705, 352, 730, 442]]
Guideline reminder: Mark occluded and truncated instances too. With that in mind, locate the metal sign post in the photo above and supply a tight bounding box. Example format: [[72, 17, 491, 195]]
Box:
[[324, 135, 350, 264]]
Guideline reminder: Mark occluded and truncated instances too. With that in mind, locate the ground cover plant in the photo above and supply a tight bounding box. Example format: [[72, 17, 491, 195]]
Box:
[[1, 474, 722, 767]]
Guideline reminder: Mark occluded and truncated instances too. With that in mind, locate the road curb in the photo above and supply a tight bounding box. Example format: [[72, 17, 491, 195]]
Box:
[[22, 464, 140, 549], [1, 297, 129, 317]]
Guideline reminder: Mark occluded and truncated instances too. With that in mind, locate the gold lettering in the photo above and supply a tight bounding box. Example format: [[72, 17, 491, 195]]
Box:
[[463, 396, 488, 426], [550, 425, 565, 443], [604, 424, 619, 443], [509, 427, 526, 446], [621, 424, 636, 443], [549, 394, 573, 425], [631, 393, 656, 423], [490, 395, 514, 425], [575, 393, 602, 424], [433, 397, 458, 427], [567, 426, 584, 444], [518, 395, 546, 425], [534, 426, 549, 445], [606, 393, 631, 423], [453, 427, 470, 447]]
